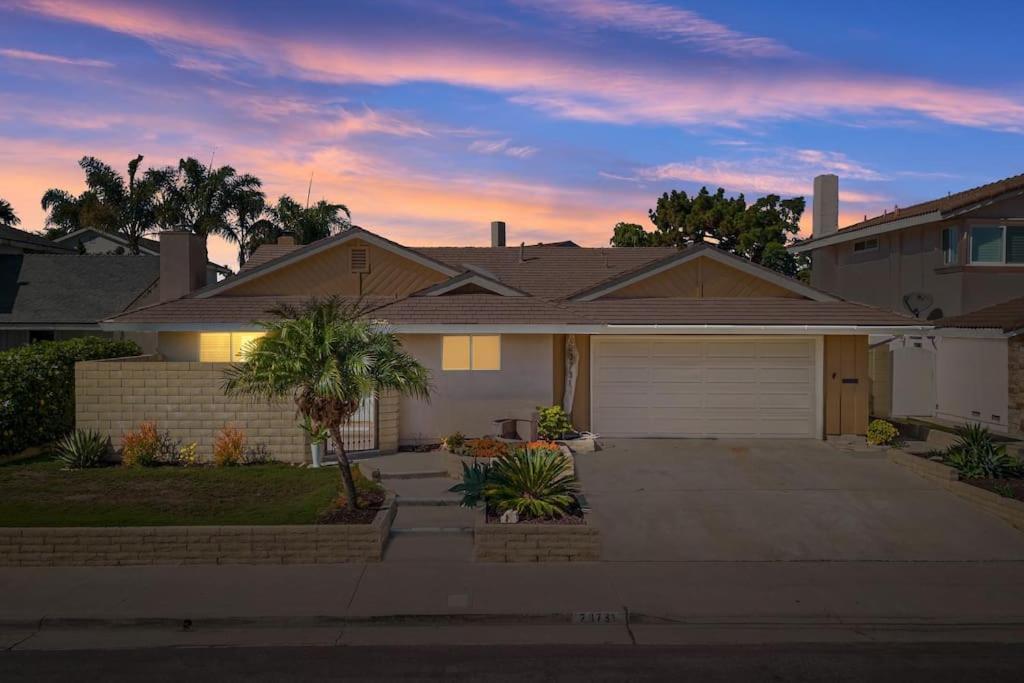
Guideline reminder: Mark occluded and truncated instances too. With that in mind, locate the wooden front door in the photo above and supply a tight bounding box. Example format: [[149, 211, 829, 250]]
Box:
[[825, 335, 869, 435]]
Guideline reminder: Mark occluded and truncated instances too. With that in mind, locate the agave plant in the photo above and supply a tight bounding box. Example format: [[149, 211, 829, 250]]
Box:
[[485, 449, 580, 519], [448, 460, 492, 508], [944, 423, 1020, 479], [53, 429, 110, 469]]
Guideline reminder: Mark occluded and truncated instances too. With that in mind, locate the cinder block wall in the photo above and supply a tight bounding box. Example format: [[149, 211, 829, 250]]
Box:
[[1010, 337, 1023, 438], [76, 357, 307, 463]]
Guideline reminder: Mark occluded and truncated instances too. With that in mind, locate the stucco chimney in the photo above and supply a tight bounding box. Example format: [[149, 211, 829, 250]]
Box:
[[812, 174, 839, 239], [276, 231, 296, 246], [491, 221, 506, 247], [159, 231, 207, 302]]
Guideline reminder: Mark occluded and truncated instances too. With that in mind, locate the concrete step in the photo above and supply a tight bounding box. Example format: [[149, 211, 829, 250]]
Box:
[[385, 476, 459, 500], [390, 504, 477, 534], [377, 469, 448, 480]]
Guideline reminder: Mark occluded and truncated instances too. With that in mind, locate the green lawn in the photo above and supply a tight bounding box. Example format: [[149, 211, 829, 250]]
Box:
[[0, 460, 341, 526]]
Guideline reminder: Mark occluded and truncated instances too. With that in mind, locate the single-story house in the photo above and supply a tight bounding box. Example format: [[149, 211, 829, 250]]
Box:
[[931, 296, 1024, 437], [83, 225, 926, 463], [0, 225, 75, 255]]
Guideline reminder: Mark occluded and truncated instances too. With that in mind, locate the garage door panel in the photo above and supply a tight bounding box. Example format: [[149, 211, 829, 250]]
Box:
[[593, 337, 817, 438]]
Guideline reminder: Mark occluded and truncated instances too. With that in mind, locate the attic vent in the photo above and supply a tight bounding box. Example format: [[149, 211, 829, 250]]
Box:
[[350, 247, 370, 274]]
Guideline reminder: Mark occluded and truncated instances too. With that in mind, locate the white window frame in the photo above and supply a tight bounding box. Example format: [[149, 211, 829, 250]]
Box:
[[968, 224, 1024, 266], [852, 238, 878, 253], [441, 335, 501, 372]]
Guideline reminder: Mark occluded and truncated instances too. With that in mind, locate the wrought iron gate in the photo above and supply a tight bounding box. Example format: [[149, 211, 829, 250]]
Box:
[[330, 395, 378, 454]]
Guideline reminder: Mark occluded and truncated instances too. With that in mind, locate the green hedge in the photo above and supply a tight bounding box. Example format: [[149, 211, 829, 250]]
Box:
[[0, 337, 141, 454]]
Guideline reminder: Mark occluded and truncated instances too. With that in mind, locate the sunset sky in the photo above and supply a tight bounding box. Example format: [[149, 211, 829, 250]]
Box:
[[2, 0, 1024, 269]]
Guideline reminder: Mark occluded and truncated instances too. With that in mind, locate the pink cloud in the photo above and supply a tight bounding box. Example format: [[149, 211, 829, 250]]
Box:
[[0, 47, 111, 68], [13, 0, 1024, 131]]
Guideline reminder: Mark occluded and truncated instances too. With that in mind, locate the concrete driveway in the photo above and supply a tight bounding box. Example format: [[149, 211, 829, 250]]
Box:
[[576, 439, 1024, 562]]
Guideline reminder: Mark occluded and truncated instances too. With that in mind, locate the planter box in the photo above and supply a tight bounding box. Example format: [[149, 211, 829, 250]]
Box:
[[0, 496, 397, 567], [472, 508, 600, 562], [888, 450, 1024, 532]]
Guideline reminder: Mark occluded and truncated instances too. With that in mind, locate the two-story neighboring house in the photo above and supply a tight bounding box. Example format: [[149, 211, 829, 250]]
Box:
[[792, 173, 1024, 321], [791, 174, 1024, 435]]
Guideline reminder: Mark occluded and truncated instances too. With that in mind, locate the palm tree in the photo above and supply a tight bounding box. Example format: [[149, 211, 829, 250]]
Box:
[[159, 157, 263, 248], [223, 298, 430, 508], [267, 195, 351, 245], [40, 155, 165, 251], [231, 189, 278, 266], [0, 198, 19, 227]]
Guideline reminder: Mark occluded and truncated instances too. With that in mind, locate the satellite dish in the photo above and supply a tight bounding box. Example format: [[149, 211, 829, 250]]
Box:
[[903, 292, 933, 317]]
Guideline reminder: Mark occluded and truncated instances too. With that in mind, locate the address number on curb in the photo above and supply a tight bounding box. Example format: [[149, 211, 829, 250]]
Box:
[[573, 611, 623, 624]]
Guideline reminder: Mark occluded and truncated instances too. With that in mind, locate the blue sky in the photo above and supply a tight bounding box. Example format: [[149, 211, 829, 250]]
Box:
[[2, 0, 1023, 268]]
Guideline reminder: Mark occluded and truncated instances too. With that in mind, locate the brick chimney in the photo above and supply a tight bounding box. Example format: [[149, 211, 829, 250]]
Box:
[[491, 221, 506, 247], [812, 174, 839, 239], [159, 231, 208, 302]]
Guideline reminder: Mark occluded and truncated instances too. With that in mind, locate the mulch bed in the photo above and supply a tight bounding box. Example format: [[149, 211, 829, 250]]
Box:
[[485, 508, 586, 526], [317, 491, 386, 524], [964, 478, 1024, 503]]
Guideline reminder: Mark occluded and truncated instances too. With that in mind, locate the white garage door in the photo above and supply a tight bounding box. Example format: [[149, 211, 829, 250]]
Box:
[[591, 337, 818, 438]]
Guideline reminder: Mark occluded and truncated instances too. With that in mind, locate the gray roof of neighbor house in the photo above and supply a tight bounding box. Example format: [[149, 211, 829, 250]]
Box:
[[0, 254, 159, 326], [0, 226, 75, 254], [55, 228, 233, 274], [791, 172, 1024, 253], [935, 295, 1024, 333]]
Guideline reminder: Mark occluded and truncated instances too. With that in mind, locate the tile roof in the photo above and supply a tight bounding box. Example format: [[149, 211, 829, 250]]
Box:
[[798, 172, 1024, 248], [564, 298, 919, 327], [108, 295, 394, 324], [0, 254, 159, 325], [935, 295, 1024, 333], [0, 226, 74, 254], [370, 294, 593, 325]]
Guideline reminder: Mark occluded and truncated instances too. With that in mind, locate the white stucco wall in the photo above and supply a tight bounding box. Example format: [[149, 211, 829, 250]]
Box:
[[397, 334, 554, 445], [935, 336, 1009, 432]]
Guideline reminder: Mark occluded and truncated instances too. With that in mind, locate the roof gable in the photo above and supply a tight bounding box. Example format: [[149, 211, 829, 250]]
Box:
[[570, 244, 835, 302], [196, 227, 459, 299], [413, 271, 529, 297]]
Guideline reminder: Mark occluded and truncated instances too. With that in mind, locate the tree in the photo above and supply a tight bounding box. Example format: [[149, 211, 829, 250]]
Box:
[[267, 195, 351, 245], [609, 222, 651, 247], [157, 157, 263, 247], [231, 189, 277, 266], [40, 155, 166, 252], [223, 298, 430, 508], [0, 198, 19, 227], [611, 186, 807, 276]]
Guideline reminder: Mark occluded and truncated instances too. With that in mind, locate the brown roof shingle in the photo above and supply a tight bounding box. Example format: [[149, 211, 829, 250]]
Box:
[[936, 295, 1024, 333]]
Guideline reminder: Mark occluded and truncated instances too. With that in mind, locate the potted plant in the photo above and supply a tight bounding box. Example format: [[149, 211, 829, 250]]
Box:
[[300, 416, 330, 468]]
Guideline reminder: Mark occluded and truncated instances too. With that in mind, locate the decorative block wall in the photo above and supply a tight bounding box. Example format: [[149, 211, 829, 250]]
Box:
[[1010, 337, 1023, 438]]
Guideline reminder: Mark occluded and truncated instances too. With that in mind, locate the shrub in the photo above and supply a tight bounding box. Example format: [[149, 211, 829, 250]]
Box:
[[468, 437, 508, 458], [943, 424, 1019, 479], [52, 429, 110, 469], [485, 449, 580, 519], [213, 426, 246, 466], [0, 336, 140, 454], [866, 419, 900, 447], [242, 443, 274, 465], [448, 460, 492, 508], [176, 442, 200, 467], [120, 421, 163, 467], [536, 405, 574, 440], [299, 416, 329, 445], [443, 431, 466, 452]]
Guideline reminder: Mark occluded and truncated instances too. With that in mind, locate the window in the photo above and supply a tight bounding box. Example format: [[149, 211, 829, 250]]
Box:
[[853, 238, 878, 253], [442, 335, 500, 371], [941, 227, 959, 265], [199, 332, 266, 362], [969, 225, 1024, 264]]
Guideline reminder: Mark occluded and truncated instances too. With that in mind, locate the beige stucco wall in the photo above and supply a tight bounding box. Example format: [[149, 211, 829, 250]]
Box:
[[935, 336, 1009, 432], [76, 357, 308, 463], [397, 334, 554, 444]]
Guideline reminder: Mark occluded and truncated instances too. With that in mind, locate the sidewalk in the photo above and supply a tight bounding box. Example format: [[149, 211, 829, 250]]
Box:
[[3, 559, 1024, 649]]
